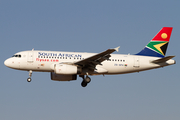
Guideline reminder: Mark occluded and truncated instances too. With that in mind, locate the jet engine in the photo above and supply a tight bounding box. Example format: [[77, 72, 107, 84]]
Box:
[[53, 64, 81, 75], [51, 72, 77, 81]]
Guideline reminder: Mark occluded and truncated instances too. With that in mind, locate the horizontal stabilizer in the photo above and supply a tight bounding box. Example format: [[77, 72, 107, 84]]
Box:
[[151, 56, 175, 64]]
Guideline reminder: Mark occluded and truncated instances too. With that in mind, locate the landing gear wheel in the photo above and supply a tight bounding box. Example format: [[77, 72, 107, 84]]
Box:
[[80, 75, 91, 87], [85, 76, 91, 83], [81, 81, 87, 87], [27, 70, 32, 82], [27, 77, 32, 82]]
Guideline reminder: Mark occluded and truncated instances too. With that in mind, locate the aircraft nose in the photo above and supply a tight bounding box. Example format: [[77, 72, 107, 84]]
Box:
[[4, 59, 10, 67]]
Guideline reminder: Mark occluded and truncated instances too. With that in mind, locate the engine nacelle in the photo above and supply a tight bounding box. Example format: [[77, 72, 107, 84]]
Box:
[[54, 64, 81, 75], [51, 72, 77, 81]]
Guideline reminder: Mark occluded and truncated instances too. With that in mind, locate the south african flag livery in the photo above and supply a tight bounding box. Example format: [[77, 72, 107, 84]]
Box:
[[136, 27, 173, 58]]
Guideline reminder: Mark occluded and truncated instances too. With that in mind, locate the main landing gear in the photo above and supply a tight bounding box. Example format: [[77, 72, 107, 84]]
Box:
[[80, 75, 91, 87], [27, 70, 32, 82]]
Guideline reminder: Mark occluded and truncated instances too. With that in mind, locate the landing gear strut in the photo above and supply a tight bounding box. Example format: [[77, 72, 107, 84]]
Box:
[[80, 75, 91, 87], [27, 70, 32, 82]]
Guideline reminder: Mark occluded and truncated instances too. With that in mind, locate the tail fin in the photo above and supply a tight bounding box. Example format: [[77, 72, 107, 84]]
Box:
[[136, 27, 173, 58]]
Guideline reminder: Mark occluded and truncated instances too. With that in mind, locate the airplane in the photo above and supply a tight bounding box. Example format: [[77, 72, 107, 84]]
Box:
[[4, 27, 176, 87]]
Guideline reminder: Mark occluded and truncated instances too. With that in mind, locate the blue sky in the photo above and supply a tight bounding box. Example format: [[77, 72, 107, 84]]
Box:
[[0, 0, 180, 120]]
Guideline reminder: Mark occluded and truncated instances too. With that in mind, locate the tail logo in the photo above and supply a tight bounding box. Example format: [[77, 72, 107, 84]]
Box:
[[146, 41, 169, 56], [153, 41, 168, 56], [136, 27, 173, 58], [161, 33, 168, 39]]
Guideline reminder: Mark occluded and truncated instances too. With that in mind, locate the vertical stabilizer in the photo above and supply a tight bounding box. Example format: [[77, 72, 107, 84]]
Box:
[[136, 27, 173, 57]]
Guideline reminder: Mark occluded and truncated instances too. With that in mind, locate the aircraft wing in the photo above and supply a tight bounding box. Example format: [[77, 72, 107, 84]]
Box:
[[74, 46, 120, 70]]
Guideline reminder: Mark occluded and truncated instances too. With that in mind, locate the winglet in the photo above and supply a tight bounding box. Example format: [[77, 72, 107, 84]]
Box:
[[114, 46, 120, 52]]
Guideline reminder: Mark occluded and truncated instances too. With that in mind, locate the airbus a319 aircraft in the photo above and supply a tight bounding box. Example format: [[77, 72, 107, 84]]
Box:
[[4, 27, 175, 87]]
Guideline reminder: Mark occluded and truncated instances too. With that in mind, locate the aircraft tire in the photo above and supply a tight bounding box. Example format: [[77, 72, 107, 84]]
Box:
[[27, 78, 31, 82], [81, 81, 87, 87], [85, 76, 91, 83]]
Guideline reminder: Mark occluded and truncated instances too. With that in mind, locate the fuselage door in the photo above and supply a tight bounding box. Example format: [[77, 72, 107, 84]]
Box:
[[27, 51, 34, 63], [134, 57, 140, 68]]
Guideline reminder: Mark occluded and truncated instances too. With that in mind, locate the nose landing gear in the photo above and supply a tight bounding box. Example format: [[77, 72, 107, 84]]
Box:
[[27, 70, 32, 82]]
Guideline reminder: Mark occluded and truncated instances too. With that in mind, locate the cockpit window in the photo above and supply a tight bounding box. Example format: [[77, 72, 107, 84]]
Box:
[[12, 54, 21, 58]]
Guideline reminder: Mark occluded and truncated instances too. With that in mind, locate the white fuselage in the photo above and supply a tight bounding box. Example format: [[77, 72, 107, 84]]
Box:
[[4, 50, 175, 75]]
